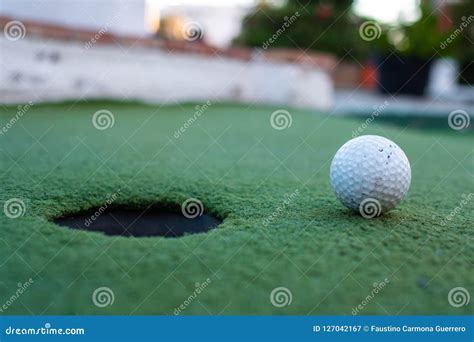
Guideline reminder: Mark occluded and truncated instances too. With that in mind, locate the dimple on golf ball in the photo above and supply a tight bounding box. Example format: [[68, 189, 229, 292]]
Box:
[[330, 135, 411, 217]]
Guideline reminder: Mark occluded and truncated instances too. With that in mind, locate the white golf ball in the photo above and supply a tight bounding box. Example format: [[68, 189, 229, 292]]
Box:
[[330, 135, 411, 217]]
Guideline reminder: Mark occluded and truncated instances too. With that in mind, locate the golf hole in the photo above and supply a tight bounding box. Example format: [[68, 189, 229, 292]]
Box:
[[53, 206, 222, 238]]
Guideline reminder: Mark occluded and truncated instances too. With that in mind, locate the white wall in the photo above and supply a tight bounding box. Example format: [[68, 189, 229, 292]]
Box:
[[0, 37, 333, 110]]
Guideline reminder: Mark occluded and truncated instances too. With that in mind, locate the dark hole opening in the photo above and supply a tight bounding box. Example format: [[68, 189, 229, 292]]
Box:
[[54, 207, 222, 238]]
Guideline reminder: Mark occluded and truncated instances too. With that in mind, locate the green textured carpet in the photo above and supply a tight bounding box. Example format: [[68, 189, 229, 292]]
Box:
[[0, 100, 472, 315]]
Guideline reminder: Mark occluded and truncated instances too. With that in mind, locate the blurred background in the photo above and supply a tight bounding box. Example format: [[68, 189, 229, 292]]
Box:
[[0, 0, 473, 118]]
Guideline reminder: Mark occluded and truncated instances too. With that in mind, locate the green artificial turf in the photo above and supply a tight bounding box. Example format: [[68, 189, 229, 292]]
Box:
[[0, 100, 472, 315]]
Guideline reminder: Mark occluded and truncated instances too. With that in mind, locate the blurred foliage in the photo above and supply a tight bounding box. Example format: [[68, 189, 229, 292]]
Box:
[[451, 0, 474, 60], [233, 0, 371, 60], [235, 0, 471, 67], [451, 1, 474, 84], [374, 3, 460, 59]]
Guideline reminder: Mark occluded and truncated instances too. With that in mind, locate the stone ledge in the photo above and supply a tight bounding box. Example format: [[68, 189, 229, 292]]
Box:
[[0, 15, 338, 72]]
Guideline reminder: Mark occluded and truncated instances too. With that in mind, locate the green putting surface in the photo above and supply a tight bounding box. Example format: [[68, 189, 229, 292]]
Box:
[[0, 100, 472, 315]]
